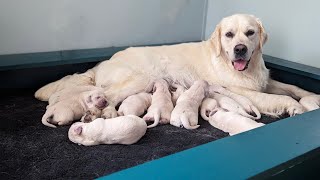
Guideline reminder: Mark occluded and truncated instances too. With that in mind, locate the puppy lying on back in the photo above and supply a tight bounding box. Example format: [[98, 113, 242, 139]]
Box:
[[118, 92, 152, 117], [209, 108, 264, 136], [170, 80, 208, 129], [143, 79, 174, 128], [42, 89, 108, 128], [68, 115, 147, 146]]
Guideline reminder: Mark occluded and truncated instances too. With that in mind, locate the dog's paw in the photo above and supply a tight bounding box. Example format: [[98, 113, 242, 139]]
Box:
[[287, 104, 305, 116], [101, 106, 118, 119], [299, 95, 320, 111]]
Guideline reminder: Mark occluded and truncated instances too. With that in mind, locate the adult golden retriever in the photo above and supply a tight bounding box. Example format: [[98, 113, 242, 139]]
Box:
[[35, 14, 320, 118]]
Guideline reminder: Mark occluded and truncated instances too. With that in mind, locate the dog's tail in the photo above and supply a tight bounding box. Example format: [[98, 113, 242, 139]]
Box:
[[41, 111, 57, 128], [35, 68, 96, 101], [181, 114, 200, 130], [147, 109, 160, 128]]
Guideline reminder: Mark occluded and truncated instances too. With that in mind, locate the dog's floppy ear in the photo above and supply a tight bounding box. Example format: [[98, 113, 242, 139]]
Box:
[[256, 18, 268, 51], [210, 23, 222, 57]]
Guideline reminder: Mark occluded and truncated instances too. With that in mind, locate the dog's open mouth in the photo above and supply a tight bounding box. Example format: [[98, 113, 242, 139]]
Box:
[[232, 59, 250, 71]]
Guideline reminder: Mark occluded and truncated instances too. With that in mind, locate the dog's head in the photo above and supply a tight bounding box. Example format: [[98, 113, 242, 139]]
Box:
[[85, 90, 108, 109], [210, 14, 268, 71]]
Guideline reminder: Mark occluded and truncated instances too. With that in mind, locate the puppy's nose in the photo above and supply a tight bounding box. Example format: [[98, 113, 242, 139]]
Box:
[[234, 44, 247, 56]]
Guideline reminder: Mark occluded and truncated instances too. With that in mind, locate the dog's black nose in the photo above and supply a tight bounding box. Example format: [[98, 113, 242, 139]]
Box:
[[234, 44, 247, 56]]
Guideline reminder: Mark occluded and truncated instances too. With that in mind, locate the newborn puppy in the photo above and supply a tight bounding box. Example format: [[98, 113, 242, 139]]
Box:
[[169, 83, 186, 106], [200, 98, 218, 121], [80, 107, 103, 123], [42, 89, 108, 128], [209, 108, 264, 136], [211, 92, 258, 119], [170, 80, 208, 129], [118, 92, 152, 116], [143, 79, 174, 128], [68, 115, 147, 146]]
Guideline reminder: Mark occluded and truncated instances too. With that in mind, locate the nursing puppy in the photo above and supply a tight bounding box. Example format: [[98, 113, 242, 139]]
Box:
[[200, 98, 218, 121], [68, 115, 147, 146], [42, 89, 108, 128], [118, 92, 152, 116], [211, 92, 260, 119], [170, 80, 208, 129], [169, 83, 187, 106], [209, 108, 265, 136], [143, 79, 174, 128]]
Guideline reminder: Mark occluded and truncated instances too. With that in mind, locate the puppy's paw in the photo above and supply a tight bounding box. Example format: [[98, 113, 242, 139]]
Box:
[[101, 106, 118, 119], [299, 95, 320, 111], [287, 104, 305, 116]]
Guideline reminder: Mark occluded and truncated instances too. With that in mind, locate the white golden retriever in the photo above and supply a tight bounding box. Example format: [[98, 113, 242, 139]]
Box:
[[35, 14, 320, 118]]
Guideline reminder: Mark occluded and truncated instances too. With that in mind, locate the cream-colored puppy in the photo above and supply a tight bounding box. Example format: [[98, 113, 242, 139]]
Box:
[[118, 92, 152, 116], [209, 108, 264, 136], [169, 83, 187, 106], [170, 80, 208, 129], [200, 98, 218, 121], [211, 92, 260, 119], [143, 79, 174, 128], [68, 115, 147, 146], [42, 89, 108, 128]]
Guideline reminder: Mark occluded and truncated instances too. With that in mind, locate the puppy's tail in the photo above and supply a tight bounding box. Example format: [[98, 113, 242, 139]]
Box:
[[147, 110, 160, 128], [41, 112, 57, 128], [200, 107, 210, 121], [181, 114, 200, 130]]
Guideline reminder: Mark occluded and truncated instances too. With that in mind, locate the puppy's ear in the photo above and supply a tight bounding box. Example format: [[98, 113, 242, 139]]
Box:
[[74, 126, 83, 135], [210, 23, 222, 57], [256, 18, 268, 51]]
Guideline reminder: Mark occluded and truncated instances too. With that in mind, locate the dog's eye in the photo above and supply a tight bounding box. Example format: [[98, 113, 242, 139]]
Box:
[[246, 30, 255, 36], [225, 32, 234, 38]]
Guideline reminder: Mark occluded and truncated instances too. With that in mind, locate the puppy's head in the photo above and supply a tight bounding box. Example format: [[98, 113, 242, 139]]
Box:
[[153, 79, 169, 93], [68, 122, 85, 144], [86, 90, 108, 109], [210, 14, 268, 71]]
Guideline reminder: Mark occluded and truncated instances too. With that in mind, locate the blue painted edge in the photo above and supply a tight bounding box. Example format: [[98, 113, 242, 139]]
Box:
[[99, 110, 320, 180], [263, 55, 320, 80]]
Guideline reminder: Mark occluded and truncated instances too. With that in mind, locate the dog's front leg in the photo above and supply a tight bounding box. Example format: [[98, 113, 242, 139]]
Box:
[[228, 86, 306, 117], [266, 79, 320, 111]]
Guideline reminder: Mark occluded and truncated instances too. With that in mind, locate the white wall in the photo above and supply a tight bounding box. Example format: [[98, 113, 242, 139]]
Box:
[[0, 0, 207, 55], [205, 0, 320, 68]]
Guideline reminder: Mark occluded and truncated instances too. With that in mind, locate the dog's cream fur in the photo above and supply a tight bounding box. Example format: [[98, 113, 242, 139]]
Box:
[[34, 14, 320, 117], [209, 108, 264, 136], [170, 80, 208, 129], [170, 83, 187, 106], [143, 79, 174, 128], [68, 116, 147, 146], [42, 89, 107, 128], [118, 92, 152, 116]]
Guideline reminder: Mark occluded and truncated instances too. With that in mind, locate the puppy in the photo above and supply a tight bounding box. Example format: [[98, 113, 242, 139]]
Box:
[[200, 98, 218, 121], [42, 89, 108, 128], [80, 107, 103, 123], [208, 85, 261, 119], [68, 115, 147, 146], [118, 92, 152, 116], [169, 83, 186, 106], [170, 80, 208, 129], [143, 79, 174, 128], [209, 108, 264, 136]]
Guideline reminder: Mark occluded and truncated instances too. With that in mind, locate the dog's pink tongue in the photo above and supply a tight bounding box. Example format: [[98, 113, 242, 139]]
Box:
[[233, 60, 247, 71]]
